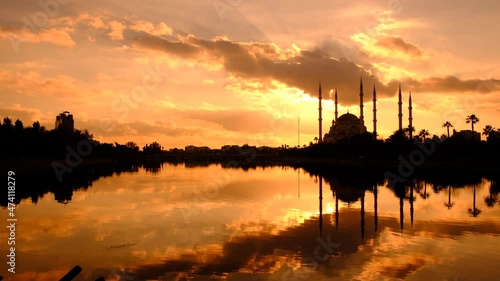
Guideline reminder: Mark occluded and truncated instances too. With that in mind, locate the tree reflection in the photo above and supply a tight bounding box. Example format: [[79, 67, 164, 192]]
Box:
[[444, 186, 455, 210], [484, 180, 498, 208], [468, 184, 481, 217]]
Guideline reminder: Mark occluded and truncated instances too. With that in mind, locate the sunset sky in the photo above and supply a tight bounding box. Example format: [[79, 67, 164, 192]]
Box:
[[1, 0, 499, 148]]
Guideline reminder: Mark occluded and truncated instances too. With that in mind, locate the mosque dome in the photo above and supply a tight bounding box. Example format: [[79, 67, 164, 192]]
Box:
[[323, 112, 367, 143], [336, 113, 360, 125]]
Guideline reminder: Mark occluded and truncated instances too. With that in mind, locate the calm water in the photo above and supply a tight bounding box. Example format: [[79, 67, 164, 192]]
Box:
[[1, 164, 500, 281]]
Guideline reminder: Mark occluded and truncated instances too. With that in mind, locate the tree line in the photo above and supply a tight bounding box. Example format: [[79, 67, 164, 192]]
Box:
[[0, 117, 163, 160]]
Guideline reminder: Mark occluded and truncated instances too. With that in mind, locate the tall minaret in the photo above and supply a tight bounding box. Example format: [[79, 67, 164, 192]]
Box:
[[334, 88, 338, 123], [359, 77, 364, 133], [318, 82, 323, 143], [398, 84, 403, 132], [373, 84, 377, 139], [409, 91, 413, 140]]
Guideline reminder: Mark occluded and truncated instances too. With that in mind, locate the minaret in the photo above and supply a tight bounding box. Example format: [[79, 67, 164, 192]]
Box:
[[373, 85, 377, 139], [318, 82, 323, 143], [334, 88, 338, 123], [398, 84, 403, 132], [359, 77, 364, 133], [409, 91, 413, 140]]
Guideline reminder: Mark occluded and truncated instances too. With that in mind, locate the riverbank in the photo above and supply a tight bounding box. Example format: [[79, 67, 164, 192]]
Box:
[[2, 155, 499, 175]]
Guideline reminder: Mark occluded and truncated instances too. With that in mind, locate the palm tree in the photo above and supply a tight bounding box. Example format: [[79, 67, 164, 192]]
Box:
[[482, 125, 495, 138], [403, 126, 415, 140], [442, 121, 453, 138], [417, 129, 430, 142], [465, 114, 480, 141]]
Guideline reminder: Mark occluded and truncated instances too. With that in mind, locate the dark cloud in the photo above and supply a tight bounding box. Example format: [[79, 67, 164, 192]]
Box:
[[402, 76, 500, 93], [130, 33, 389, 104], [375, 36, 422, 57], [130, 31, 201, 58], [126, 33, 499, 104], [128, 32, 500, 105]]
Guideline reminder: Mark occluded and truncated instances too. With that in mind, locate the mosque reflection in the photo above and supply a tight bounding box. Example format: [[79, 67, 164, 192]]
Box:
[[3, 163, 500, 280], [125, 167, 499, 280]]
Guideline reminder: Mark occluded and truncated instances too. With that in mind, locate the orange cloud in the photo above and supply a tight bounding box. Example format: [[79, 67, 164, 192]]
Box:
[[0, 70, 79, 97], [129, 20, 173, 36], [108, 21, 125, 40], [0, 26, 75, 47], [351, 34, 423, 61], [375, 36, 422, 57]]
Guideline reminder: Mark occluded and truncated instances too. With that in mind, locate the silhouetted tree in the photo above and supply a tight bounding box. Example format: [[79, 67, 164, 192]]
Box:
[[403, 126, 415, 140], [143, 141, 163, 155], [2, 117, 13, 129], [465, 114, 480, 141], [33, 121, 41, 132], [125, 141, 139, 151], [442, 121, 453, 138], [14, 119, 23, 131], [417, 129, 430, 142], [483, 125, 495, 138]]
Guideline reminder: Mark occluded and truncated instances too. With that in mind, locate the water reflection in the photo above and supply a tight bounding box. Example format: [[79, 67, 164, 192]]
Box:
[[0, 163, 499, 280]]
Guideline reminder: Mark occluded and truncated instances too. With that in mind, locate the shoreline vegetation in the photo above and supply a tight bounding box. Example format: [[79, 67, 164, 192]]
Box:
[[1, 115, 500, 179]]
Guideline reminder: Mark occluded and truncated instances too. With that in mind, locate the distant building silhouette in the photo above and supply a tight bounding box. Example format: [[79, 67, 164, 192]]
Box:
[[453, 129, 480, 142], [185, 145, 210, 153], [55, 111, 74, 131]]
